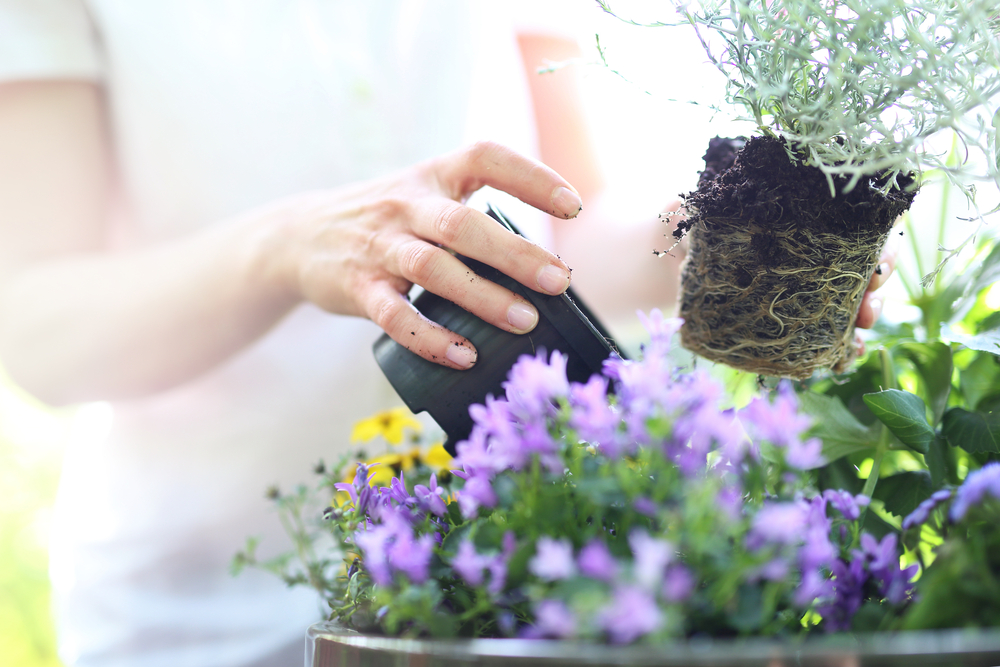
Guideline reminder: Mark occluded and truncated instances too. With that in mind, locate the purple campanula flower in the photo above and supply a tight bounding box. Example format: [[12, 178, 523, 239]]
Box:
[[452, 538, 490, 587], [387, 531, 434, 583], [633, 496, 658, 517], [503, 349, 570, 419], [516, 419, 562, 473], [799, 495, 836, 572], [353, 522, 393, 586], [532, 599, 577, 639], [569, 375, 624, 456], [950, 462, 1000, 522], [785, 436, 825, 469], [662, 564, 695, 602], [756, 557, 789, 581], [485, 531, 517, 595], [354, 507, 423, 586], [823, 489, 871, 521], [597, 585, 663, 644], [673, 405, 748, 472], [413, 473, 447, 517], [333, 462, 378, 515], [636, 309, 683, 357], [794, 567, 835, 608], [860, 532, 917, 605], [739, 383, 815, 462], [387, 472, 416, 507], [456, 473, 497, 520], [453, 425, 503, 478], [716, 483, 744, 523], [529, 536, 577, 581], [451, 532, 514, 595], [747, 501, 809, 550], [629, 529, 673, 588], [820, 552, 868, 632], [902, 489, 952, 531], [577, 539, 618, 582]]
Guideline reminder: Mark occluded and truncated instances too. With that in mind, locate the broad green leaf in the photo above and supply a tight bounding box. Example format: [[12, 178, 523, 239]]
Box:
[[959, 351, 1000, 411], [897, 342, 953, 426], [941, 407, 1000, 455], [871, 470, 934, 518], [860, 509, 896, 541], [942, 323, 1000, 356], [799, 392, 879, 462], [862, 389, 935, 455]]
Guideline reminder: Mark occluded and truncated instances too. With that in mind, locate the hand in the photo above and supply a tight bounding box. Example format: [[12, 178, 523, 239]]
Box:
[[266, 141, 582, 370], [855, 231, 900, 330]]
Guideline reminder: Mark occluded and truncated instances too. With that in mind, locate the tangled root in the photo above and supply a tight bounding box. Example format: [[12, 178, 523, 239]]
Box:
[[679, 217, 888, 378], [677, 136, 915, 379]]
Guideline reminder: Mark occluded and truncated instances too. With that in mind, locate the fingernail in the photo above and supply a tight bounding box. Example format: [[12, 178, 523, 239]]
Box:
[[875, 262, 891, 287], [869, 297, 883, 320], [507, 301, 538, 332], [551, 186, 583, 219], [446, 342, 477, 369], [537, 264, 571, 295]]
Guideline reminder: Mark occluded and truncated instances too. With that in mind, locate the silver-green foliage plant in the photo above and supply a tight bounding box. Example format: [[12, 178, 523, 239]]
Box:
[[601, 0, 1000, 195]]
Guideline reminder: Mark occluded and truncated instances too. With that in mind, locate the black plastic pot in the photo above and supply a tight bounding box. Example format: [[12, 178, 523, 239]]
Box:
[[373, 205, 623, 454]]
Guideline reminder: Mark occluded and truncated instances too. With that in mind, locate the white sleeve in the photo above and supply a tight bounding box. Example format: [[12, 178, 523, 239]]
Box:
[[0, 0, 102, 82]]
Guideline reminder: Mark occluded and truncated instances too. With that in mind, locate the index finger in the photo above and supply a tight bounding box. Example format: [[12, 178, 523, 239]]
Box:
[[420, 143, 578, 296], [433, 141, 584, 220]]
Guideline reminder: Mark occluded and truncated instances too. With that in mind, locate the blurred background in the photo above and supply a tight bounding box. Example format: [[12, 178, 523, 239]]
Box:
[[1, 373, 70, 667]]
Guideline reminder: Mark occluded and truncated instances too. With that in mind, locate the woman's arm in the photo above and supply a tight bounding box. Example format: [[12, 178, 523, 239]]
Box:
[[0, 81, 581, 405]]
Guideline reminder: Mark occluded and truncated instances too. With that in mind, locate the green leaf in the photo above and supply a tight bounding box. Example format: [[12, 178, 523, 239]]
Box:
[[942, 323, 1000, 356], [896, 342, 953, 426], [862, 389, 935, 455], [941, 407, 1000, 455], [860, 510, 896, 541], [959, 352, 1000, 412], [799, 392, 880, 463], [871, 471, 934, 518], [925, 437, 949, 489]]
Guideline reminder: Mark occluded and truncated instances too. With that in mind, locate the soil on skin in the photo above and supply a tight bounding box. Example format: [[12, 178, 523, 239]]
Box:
[[677, 135, 917, 378]]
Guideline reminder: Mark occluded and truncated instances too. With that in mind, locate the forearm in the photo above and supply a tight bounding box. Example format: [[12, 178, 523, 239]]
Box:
[[551, 194, 684, 326], [0, 213, 298, 405]]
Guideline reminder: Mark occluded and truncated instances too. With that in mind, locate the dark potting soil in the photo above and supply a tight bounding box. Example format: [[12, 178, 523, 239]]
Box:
[[678, 135, 915, 262], [676, 135, 917, 378], [696, 135, 746, 190]]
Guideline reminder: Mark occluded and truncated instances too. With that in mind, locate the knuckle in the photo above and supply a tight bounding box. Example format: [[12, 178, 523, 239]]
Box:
[[465, 140, 501, 164], [432, 205, 470, 246], [397, 240, 439, 283], [370, 294, 406, 333]]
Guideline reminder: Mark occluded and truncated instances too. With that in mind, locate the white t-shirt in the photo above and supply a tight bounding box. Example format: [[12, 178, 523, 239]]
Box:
[[0, 1, 565, 665]]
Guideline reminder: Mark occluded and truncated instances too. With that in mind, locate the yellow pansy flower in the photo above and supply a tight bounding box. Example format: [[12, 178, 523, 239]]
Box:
[[349, 407, 422, 446], [419, 443, 454, 472]]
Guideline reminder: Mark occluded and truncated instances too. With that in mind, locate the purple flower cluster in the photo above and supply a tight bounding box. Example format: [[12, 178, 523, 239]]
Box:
[[819, 533, 918, 631], [746, 491, 915, 630], [739, 383, 823, 469], [452, 532, 516, 595], [353, 508, 434, 586], [950, 462, 1000, 522], [334, 464, 453, 587], [902, 489, 952, 531]]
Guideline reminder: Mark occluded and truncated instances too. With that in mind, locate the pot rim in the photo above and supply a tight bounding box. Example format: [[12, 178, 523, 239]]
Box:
[[307, 621, 1000, 666]]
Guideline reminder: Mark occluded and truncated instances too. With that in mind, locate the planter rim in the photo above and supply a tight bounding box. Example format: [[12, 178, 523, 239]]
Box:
[[307, 621, 1000, 666]]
